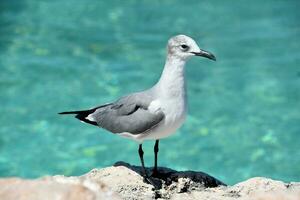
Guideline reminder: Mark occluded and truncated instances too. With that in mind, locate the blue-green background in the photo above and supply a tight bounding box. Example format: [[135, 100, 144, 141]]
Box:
[[0, 0, 299, 185]]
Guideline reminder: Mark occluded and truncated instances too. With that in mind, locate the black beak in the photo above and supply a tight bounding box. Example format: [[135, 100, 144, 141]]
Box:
[[192, 49, 216, 61]]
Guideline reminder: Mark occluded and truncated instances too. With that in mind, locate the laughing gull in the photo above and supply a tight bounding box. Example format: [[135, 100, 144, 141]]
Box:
[[59, 34, 216, 185]]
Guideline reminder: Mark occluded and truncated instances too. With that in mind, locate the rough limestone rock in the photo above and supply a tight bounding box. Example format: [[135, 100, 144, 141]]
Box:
[[0, 175, 121, 200], [0, 162, 299, 200]]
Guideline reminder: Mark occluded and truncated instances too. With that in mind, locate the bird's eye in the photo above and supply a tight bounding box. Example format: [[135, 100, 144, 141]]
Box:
[[180, 44, 189, 51]]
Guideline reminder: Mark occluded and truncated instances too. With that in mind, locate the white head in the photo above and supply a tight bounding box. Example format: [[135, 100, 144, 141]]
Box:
[[167, 35, 216, 61]]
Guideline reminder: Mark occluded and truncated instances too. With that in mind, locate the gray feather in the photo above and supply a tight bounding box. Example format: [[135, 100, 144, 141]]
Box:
[[91, 90, 165, 135]]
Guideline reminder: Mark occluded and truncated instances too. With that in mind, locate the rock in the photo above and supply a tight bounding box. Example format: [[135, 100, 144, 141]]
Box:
[[0, 162, 299, 200], [0, 176, 121, 200]]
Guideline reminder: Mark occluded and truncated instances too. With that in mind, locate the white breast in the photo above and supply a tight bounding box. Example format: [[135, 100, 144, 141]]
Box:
[[138, 57, 188, 142]]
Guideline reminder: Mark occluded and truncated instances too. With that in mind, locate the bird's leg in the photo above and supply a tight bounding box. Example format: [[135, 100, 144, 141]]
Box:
[[152, 140, 159, 177], [138, 144, 149, 178], [138, 144, 161, 189]]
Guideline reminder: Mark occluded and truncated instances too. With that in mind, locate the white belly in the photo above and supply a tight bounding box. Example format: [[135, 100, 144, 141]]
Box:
[[141, 113, 186, 141]]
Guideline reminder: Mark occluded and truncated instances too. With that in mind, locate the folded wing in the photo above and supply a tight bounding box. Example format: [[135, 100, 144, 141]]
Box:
[[90, 93, 165, 135]]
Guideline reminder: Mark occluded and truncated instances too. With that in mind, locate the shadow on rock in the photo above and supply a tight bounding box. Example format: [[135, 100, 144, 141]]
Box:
[[114, 161, 226, 190]]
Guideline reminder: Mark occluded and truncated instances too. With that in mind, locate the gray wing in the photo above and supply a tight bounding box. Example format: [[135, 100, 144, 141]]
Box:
[[91, 92, 164, 135]]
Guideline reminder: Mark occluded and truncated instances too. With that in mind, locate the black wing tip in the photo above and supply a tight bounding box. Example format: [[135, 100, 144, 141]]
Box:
[[58, 105, 110, 115], [58, 111, 78, 115]]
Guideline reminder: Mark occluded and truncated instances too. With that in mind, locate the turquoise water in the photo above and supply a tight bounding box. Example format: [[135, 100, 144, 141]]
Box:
[[0, 0, 299, 185]]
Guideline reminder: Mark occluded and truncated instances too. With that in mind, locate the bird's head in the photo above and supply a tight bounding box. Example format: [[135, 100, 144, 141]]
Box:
[[167, 34, 216, 61]]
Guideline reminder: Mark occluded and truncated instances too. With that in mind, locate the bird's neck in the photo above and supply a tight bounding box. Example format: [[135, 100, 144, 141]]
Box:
[[156, 55, 187, 99]]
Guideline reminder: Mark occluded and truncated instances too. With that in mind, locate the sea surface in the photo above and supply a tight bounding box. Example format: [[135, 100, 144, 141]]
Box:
[[0, 0, 299, 185]]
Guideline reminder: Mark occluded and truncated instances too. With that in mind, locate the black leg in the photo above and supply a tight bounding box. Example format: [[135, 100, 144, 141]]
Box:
[[138, 144, 149, 178], [138, 144, 162, 189], [153, 140, 159, 175]]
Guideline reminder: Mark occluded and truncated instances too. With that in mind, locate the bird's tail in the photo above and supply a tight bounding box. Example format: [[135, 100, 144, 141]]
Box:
[[59, 104, 111, 126], [59, 108, 98, 126]]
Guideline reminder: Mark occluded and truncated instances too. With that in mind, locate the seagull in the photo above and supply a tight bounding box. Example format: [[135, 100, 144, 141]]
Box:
[[59, 34, 216, 186]]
